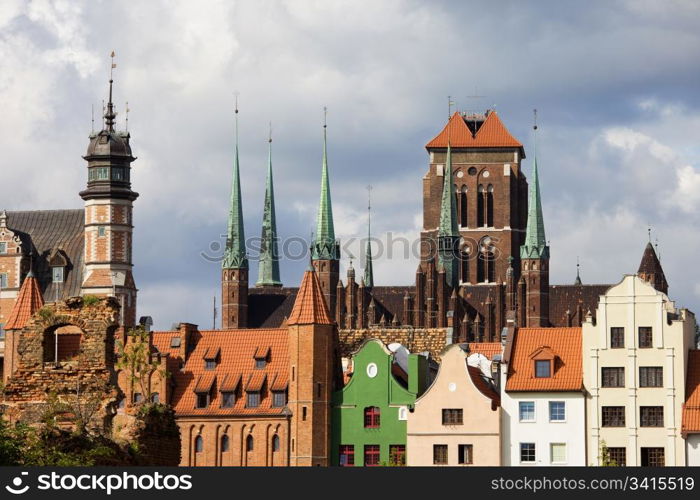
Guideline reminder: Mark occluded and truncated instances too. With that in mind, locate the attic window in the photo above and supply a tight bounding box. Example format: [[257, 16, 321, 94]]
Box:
[[255, 358, 266, 369], [254, 346, 270, 369], [170, 336, 181, 348], [535, 360, 551, 378], [52, 266, 64, 283]]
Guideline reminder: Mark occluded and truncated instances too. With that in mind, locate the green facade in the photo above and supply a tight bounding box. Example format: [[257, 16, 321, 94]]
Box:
[[331, 340, 429, 466]]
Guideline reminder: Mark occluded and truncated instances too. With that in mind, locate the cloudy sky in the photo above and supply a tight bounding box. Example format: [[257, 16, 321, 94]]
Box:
[[1, 0, 699, 329]]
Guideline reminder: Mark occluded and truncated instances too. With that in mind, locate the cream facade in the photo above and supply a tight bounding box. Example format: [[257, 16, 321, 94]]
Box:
[[583, 275, 696, 466], [407, 345, 501, 466]]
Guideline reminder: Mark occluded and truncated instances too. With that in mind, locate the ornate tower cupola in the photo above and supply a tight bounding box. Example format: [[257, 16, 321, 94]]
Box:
[[311, 110, 340, 315], [437, 143, 460, 289], [519, 120, 550, 327], [79, 52, 138, 326], [256, 130, 282, 287], [222, 100, 249, 329]]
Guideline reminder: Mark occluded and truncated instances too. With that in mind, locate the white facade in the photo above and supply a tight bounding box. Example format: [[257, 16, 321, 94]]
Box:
[[583, 275, 696, 466], [500, 386, 586, 466], [686, 435, 700, 466]]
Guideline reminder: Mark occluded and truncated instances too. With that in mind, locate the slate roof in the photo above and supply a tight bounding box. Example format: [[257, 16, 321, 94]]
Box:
[[682, 350, 700, 435], [548, 284, 609, 326], [505, 327, 583, 392], [5, 210, 84, 299], [155, 328, 289, 417], [248, 288, 297, 328], [426, 111, 524, 151]]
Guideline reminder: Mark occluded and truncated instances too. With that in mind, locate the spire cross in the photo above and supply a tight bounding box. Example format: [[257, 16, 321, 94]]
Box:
[[648, 225, 652, 242], [105, 51, 117, 132], [233, 92, 239, 144], [91, 104, 95, 134], [447, 95, 455, 119], [323, 106, 327, 129], [125, 101, 130, 132]]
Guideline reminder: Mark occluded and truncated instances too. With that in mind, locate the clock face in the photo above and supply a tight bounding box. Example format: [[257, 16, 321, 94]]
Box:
[[482, 170, 490, 178], [457, 170, 464, 178], [366, 362, 378, 378]]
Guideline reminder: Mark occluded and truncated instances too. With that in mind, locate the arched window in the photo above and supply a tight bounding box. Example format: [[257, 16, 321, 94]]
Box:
[[151, 392, 160, 403], [477, 237, 495, 283], [486, 250, 496, 283], [486, 184, 494, 227], [221, 434, 230, 452], [194, 435, 203, 453], [364, 407, 381, 428], [477, 185, 485, 227], [272, 435, 280, 452], [477, 253, 485, 283], [460, 187, 468, 227], [246, 434, 254, 452], [460, 247, 470, 284]]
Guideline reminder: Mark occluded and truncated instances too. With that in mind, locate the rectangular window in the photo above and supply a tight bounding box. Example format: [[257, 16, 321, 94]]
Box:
[[519, 401, 535, 422], [535, 360, 551, 378], [272, 391, 286, 407], [601, 406, 626, 427], [608, 447, 626, 466], [364, 445, 380, 467], [641, 447, 664, 467], [458, 444, 473, 465], [52, 267, 64, 283], [433, 444, 448, 465], [549, 401, 566, 422], [520, 443, 536, 463], [204, 359, 216, 370], [133, 392, 143, 404], [246, 391, 260, 408], [442, 408, 463, 425], [640, 406, 664, 427], [255, 358, 266, 369], [0, 242, 6, 253], [0, 273, 7, 288], [610, 327, 625, 348], [221, 392, 235, 408], [196, 393, 208, 409], [98, 226, 106, 237], [389, 445, 406, 466], [339, 445, 354, 466], [0, 323, 5, 341], [638, 327, 653, 348], [550, 443, 567, 464], [601, 367, 625, 388], [639, 367, 663, 388]]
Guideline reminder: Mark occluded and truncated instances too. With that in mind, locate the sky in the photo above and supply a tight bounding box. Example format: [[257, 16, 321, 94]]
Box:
[[0, 0, 699, 330]]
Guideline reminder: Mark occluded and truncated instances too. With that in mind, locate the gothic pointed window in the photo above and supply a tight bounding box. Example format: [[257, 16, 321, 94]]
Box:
[[460, 245, 470, 284], [195, 435, 203, 453], [246, 434, 254, 452], [486, 185, 494, 227], [460, 187, 468, 227], [221, 434, 230, 452]]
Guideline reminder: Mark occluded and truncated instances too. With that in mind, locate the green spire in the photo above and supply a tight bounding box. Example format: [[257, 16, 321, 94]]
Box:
[[311, 109, 340, 261], [256, 134, 282, 287], [520, 154, 550, 260], [438, 143, 459, 288], [222, 103, 248, 270], [439, 143, 459, 238], [364, 186, 374, 289]]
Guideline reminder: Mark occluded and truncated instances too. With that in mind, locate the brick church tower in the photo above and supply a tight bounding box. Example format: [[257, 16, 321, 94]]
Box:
[[80, 62, 138, 326], [422, 111, 528, 285], [222, 104, 249, 328], [311, 115, 340, 316], [519, 149, 550, 327], [287, 267, 336, 466]]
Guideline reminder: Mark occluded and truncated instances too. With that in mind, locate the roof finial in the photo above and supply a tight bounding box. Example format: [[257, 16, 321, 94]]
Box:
[[125, 101, 130, 132], [104, 51, 117, 132], [268, 121, 272, 144], [447, 95, 455, 120], [648, 224, 652, 243], [364, 184, 374, 289], [91, 104, 95, 134], [575, 256, 582, 285], [27, 246, 35, 278]]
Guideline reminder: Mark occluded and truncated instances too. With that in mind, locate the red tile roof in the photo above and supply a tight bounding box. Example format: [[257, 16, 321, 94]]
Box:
[[426, 111, 523, 150], [468, 342, 502, 360], [158, 328, 289, 416], [287, 269, 333, 325], [505, 327, 583, 392], [682, 351, 700, 434], [5, 273, 44, 330]]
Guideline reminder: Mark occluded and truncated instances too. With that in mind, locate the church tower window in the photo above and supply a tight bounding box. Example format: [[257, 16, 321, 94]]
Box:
[[477, 185, 485, 227], [460, 187, 468, 227], [486, 185, 494, 227]]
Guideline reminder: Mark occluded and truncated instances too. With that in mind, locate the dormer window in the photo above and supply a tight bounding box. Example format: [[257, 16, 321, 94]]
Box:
[[203, 347, 220, 370], [535, 360, 551, 378], [254, 346, 270, 369], [52, 266, 64, 283]]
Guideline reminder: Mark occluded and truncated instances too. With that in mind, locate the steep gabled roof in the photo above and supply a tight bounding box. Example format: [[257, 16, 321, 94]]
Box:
[[505, 327, 582, 392], [5, 272, 44, 330], [426, 111, 523, 151], [287, 269, 333, 326], [682, 350, 700, 435]]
